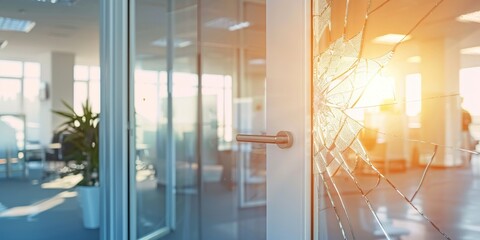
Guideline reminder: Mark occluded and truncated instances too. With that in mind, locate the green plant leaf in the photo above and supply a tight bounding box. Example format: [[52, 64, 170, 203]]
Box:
[[52, 99, 100, 186], [61, 100, 76, 115]]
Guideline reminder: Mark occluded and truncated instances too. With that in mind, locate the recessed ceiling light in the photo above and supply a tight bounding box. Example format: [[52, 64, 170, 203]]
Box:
[[407, 56, 421, 63], [461, 46, 480, 55], [228, 21, 250, 31], [34, 0, 79, 6], [0, 17, 36, 33], [152, 38, 192, 48], [0, 40, 7, 49], [205, 17, 250, 31], [372, 34, 411, 44], [456, 10, 480, 23], [36, 0, 57, 3], [205, 17, 237, 29], [248, 58, 265, 65]]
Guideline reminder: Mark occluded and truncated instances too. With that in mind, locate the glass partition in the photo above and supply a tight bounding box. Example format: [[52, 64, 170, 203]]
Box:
[[200, 1, 266, 239], [132, 0, 266, 239], [0, 0, 100, 239], [313, 0, 480, 239], [133, 0, 200, 239]]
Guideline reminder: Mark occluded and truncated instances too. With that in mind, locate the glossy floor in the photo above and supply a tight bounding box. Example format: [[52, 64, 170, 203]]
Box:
[[0, 164, 265, 240], [318, 154, 480, 240], [3, 156, 480, 239]]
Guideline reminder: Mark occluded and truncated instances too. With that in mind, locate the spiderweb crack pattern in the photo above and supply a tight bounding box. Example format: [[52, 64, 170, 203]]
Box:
[[313, 0, 480, 239]]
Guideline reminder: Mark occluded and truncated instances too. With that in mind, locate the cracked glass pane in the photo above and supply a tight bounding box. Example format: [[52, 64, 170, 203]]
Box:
[[313, 0, 480, 239]]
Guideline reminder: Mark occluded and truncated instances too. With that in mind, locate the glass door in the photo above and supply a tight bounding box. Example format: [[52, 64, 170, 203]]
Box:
[[199, 2, 268, 239], [130, 0, 270, 239], [130, 1, 312, 239], [131, 0, 200, 239]]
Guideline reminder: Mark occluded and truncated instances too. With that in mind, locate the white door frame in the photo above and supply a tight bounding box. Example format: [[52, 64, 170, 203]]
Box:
[[266, 1, 312, 240]]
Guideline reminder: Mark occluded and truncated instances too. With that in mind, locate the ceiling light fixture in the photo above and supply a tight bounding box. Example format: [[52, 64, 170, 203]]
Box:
[[460, 46, 480, 55], [151, 38, 192, 48], [228, 21, 250, 31], [36, 0, 58, 3], [407, 56, 421, 63], [248, 58, 266, 65], [205, 17, 237, 29], [35, 0, 79, 6], [205, 17, 251, 31], [456, 10, 480, 23], [372, 34, 411, 44], [0, 17, 36, 33]]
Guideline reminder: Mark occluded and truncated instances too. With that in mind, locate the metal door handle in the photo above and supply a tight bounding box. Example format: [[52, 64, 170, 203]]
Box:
[[236, 131, 293, 149]]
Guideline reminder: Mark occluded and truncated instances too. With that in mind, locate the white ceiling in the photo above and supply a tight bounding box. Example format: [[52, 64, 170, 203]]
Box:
[[0, 0, 100, 64], [0, 0, 266, 73], [0, 0, 479, 72], [365, 0, 480, 52]]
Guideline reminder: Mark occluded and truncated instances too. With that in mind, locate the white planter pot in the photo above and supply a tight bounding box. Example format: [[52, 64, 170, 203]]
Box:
[[76, 186, 100, 229]]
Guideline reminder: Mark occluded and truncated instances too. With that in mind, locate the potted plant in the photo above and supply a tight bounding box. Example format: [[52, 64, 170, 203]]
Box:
[[53, 100, 99, 229]]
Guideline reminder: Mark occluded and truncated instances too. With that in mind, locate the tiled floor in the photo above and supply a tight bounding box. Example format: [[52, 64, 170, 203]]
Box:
[[0, 165, 265, 240], [3, 155, 480, 239], [0, 178, 99, 240], [318, 154, 480, 239]]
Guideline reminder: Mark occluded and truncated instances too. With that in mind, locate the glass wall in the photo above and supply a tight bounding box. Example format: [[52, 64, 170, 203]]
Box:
[[133, 0, 200, 239], [132, 0, 266, 239], [313, 0, 480, 239], [0, 0, 100, 239], [200, 1, 266, 239]]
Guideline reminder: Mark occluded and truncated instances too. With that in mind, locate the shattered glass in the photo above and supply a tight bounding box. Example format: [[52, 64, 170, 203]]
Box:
[[313, 0, 480, 239]]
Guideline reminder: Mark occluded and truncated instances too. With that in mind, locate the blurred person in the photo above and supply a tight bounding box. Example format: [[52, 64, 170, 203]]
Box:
[[461, 99, 475, 166]]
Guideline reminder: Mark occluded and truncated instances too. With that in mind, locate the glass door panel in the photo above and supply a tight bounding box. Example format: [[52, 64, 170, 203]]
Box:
[[133, 3, 169, 238], [132, 0, 199, 239], [238, 49, 267, 208], [200, 1, 267, 239], [313, 0, 480, 239], [132, 0, 267, 239]]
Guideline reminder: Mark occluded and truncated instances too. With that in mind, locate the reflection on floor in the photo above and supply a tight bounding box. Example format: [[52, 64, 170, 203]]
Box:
[[156, 181, 265, 240], [7, 155, 480, 239], [0, 164, 265, 240], [319, 154, 480, 239], [0, 167, 99, 240]]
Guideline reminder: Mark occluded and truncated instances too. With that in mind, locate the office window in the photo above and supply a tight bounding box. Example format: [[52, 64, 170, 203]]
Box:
[[202, 74, 233, 143], [74, 65, 100, 113], [134, 69, 234, 144], [0, 60, 23, 78], [405, 73, 422, 117], [0, 78, 22, 113], [460, 67, 480, 116], [0, 60, 41, 141]]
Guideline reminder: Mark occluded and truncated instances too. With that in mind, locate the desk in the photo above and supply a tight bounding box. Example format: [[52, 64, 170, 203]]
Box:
[[26, 143, 47, 172], [0, 150, 26, 178]]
